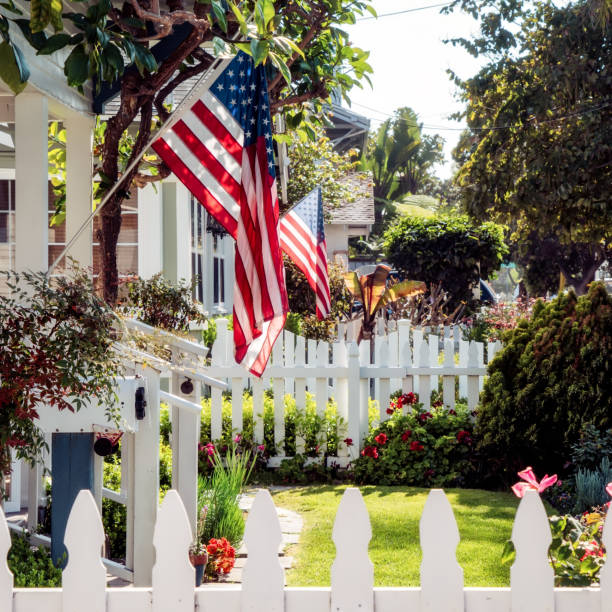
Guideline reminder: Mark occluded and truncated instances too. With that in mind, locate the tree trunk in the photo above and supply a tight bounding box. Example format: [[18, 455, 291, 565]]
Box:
[[560, 245, 605, 295], [98, 195, 124, 304]]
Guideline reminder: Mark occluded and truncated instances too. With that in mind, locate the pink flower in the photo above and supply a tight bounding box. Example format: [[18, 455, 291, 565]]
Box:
[[257, 444, 265, 452], [204, 442, 215, 456], [606, 482, 612, 497], [511, 466, 558, 498], [233, 434, 242, 443]]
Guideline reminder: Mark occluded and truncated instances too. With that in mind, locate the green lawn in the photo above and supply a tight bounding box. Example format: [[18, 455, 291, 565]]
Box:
[[271, 486, 520, 587]]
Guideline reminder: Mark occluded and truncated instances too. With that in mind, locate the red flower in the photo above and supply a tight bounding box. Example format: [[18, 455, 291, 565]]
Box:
[[410, 440, 424, 452], [361, 445, 379, 459], [432, 400, 443, 408], [424, 468, 435, 478], [401, 430, 412, 442], [449, 409, 457, 416], [343, 437, 353, 447], [400, 392, 418, 405], [456, 430, 472, 444], [418, 411, 432, 423], [386, 407, 395, 415], [374, 433, 387, 445]]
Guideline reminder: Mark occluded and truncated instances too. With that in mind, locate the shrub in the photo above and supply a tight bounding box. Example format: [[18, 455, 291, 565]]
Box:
[[574, 457, 612, 512], [7, 532, 62, 587], [198, 391, 346, 466], [117, 273, 205, 333], [476, 283, 612, 481], [352, 397, 476, 486], [383, 215, 508, 311]]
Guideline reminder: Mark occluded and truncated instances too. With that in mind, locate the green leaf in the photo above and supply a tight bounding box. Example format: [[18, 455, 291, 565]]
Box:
[[556, 543, 573, 562], [226, 0, 247, 35], [261, 0, 275, 29], [36, 33, 71, 55], [500, 539, 515, 565], [364, 4, 377, 18], [250, 39, 269, 66], [269, 52, 290, 85], [103, 42, 123, 71], [64, 44, 89, 86], [210, 0, 227, 32], [0, 40, 29, 93], [273, 35, 305, 59], [30, 0, 63, 33]]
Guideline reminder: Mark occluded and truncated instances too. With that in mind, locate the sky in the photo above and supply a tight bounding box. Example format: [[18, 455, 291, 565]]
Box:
[[345, 0, 486, 179]]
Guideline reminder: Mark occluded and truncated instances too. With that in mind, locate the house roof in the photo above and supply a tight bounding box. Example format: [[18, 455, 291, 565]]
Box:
[[325, 173, 374, 226]]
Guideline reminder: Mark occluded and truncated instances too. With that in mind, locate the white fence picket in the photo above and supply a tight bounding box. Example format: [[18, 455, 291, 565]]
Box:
[[284, 331, 295, 395], [378, 339, 391, 422], [511, 490, 554, 612], [272, 339, 285, 456], [600, 505, 612, 612], [429, 334, 439, 392], [62, 490, 106, 612], [420, 489, 463, 612], [232, 377, 245, 435], [252, 377, 265, 445], [242, 490, 284, 612], [152, 491, 193, 612], [331, 488, 373, 612], [333, 339, 349, 458], [442, 338, 456, 409], [467, 342, 481, 411], [458, 339, 468, 399], [418, 341, 431, 410], [0, 505, 12, 612]]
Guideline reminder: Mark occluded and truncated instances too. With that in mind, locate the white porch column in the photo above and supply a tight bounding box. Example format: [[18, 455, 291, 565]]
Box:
[[138, 183, 163, 279], [15, 92, 48, 272], [65, 113, 94, 269]]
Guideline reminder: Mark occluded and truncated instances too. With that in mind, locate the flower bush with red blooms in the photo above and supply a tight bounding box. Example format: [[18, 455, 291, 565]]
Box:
[[0, 268, 120, 486], [206, 537, 236, 576], [352, 394, 476, 486]]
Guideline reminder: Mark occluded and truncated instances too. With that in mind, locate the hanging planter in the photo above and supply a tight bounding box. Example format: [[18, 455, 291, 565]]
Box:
[[189, 550, 209, 587]]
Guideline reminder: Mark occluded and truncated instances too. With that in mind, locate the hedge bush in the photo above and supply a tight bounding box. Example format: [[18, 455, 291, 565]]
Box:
[[352, 397, 476, 486], [476, 283, 612, 482], [383, 215, 507, 310]]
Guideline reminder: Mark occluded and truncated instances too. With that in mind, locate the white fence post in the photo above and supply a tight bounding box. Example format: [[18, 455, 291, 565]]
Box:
[[347, 342, 362, 458], [418, 341, 431, 410], [294, 336, 306, 455], [458, 339, 468, 400], [378, 339, 391, 421], [152, 491, 193, 612], [442, 338, 456, 409], [63, 490, 106, 612], [467, 342, 481, 412], [601, 505, 612, 611], [511, 490, 554, 612], [272, 339, 285, 456], [334, 339, 349, 458], [420, 489, 463, 612], [0, 505, 13, 612], [242, 490, 284, 612], [331, 488, 373, 612]]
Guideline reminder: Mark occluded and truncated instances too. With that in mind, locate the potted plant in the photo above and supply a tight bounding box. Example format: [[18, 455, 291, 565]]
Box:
[[189, 506, 209, 586]]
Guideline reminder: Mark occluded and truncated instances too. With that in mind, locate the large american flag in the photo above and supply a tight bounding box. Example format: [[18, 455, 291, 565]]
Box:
[[279, 186, 331, 319], [152, 52, 288, 376]]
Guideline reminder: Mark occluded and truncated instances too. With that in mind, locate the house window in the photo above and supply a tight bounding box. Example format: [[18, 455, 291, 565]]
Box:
[[190, 196, 205, 303]]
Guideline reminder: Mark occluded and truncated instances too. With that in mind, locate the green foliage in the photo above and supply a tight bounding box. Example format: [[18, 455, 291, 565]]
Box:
[[454, 1, 611, 281], [7, 532, 62, 587], [352, 401, 476, 486], [117, 273, 206, 333], [285, 127, 364, 210], [284, 256, 352, 340], [366, 107, 444, 218], [383, 215, 508, 310], [199, 391, 347, 463], [570, 424, 612, 471], [476, 283, 612, 480], [574, 457, 612, 512], [503, 509, 608, 586], [197, 447, 254, 548], [0, 267, 120, 483]]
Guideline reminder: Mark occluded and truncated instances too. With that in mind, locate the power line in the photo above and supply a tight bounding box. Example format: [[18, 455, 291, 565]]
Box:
[[356, 2, 451, 20], [350, 100, 612, 133]]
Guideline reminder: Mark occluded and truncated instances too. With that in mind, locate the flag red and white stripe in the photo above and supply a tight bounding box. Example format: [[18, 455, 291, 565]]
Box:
[[152, 52, 288, 376], [279, 187, 331, 319]]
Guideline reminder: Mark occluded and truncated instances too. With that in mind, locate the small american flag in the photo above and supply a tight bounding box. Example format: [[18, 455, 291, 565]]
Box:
[[279, 186, 331, 319], [152, 52, 288, 376]]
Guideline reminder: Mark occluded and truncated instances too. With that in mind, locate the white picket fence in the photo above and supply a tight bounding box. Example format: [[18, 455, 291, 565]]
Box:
[[203, 320, 501, 459], [3, 487, 611, 611]]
